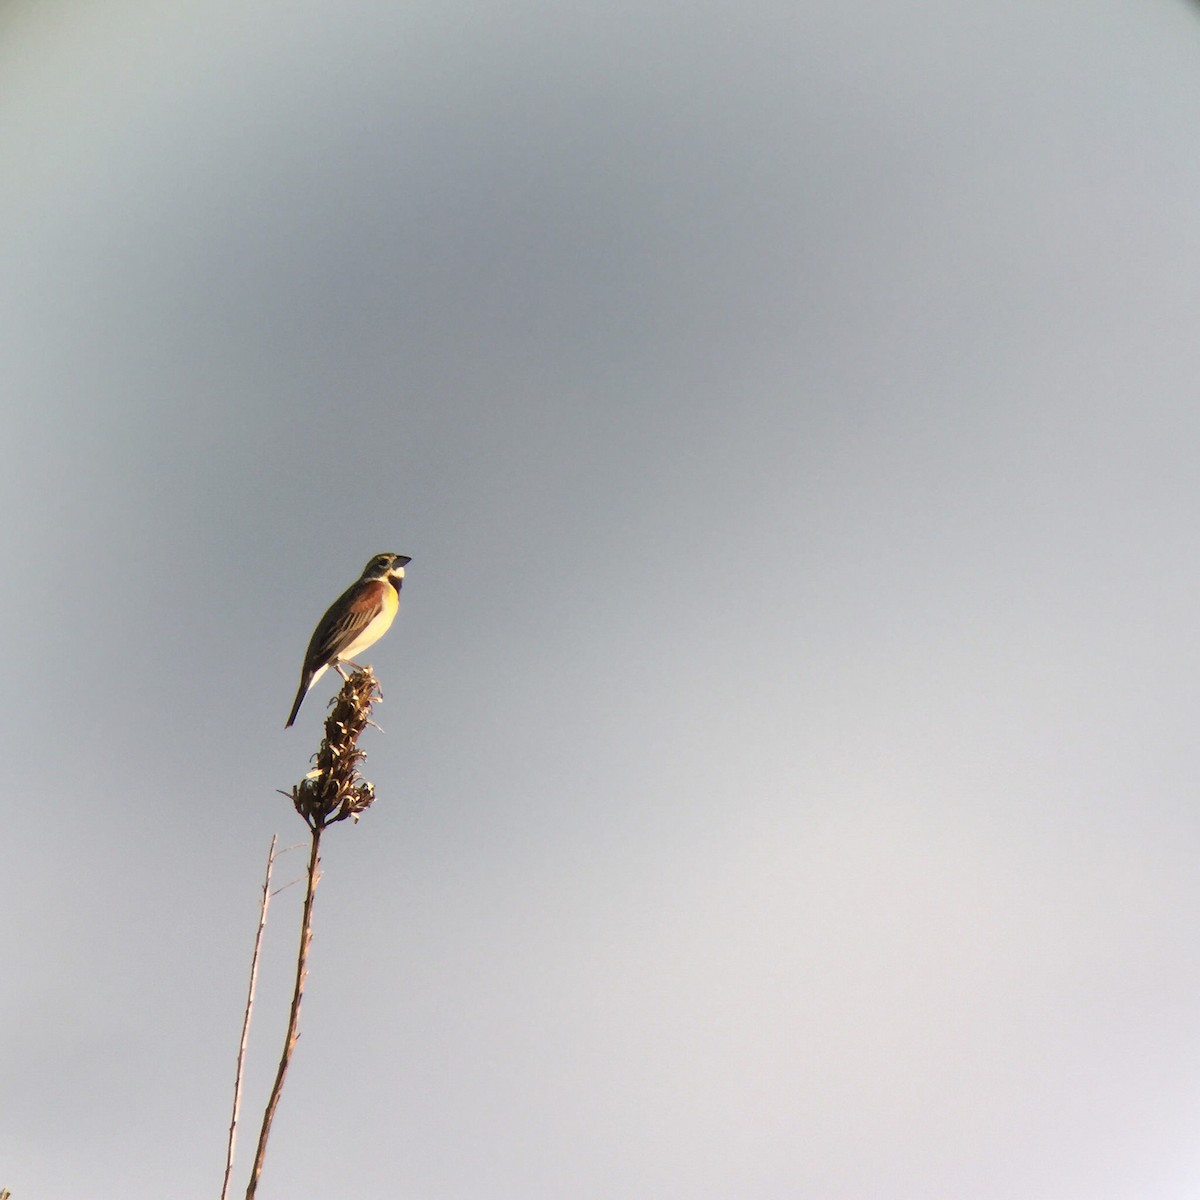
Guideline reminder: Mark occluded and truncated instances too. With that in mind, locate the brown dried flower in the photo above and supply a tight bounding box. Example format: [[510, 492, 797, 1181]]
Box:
[[285, 668, 382, 829]]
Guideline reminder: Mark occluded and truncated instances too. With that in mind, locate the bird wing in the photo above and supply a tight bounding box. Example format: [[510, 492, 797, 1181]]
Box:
[[302, 578, 388, 672]]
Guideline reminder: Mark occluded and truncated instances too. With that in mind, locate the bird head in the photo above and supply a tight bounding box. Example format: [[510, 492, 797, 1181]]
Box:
[[361, 552, 411, 582]]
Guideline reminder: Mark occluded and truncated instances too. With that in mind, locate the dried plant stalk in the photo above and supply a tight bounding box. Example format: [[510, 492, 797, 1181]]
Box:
[[221, 834, 277, 1200], [245, 668, 382, 1200]]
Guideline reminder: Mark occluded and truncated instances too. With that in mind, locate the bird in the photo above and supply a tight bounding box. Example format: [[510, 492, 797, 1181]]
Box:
[[285, 552, 412, 728]]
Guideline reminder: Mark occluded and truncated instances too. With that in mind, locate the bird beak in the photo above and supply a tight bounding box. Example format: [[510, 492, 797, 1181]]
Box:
[[392, 555, 411, 579]]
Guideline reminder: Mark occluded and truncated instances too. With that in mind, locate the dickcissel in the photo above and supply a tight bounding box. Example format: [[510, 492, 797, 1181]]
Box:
[[285, 552, 412, 728]]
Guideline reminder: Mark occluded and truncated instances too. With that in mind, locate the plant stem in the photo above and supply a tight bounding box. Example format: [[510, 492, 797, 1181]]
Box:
[[222, 835, 277, 1200], [245, 824, 323, 1199]]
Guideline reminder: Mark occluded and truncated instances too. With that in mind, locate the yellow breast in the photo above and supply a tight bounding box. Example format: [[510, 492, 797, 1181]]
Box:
[[338, 581, 400, 661]]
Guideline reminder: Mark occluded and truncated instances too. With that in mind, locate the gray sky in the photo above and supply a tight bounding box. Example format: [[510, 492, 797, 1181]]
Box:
[[4, 1, 1200, 1196]]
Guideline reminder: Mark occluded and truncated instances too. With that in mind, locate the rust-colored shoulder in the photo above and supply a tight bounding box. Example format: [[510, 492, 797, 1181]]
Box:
[[347, 578, 387, 613]]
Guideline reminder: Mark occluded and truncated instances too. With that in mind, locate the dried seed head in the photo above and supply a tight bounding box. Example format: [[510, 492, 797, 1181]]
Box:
[[286, 668, 383, 830]]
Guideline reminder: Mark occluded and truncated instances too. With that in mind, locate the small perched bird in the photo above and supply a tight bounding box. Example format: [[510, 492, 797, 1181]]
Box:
[[285, 552, 412, 728]]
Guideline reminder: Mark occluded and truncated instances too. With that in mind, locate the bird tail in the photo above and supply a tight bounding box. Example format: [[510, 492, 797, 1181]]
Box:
[[285, 675, 311, 728]]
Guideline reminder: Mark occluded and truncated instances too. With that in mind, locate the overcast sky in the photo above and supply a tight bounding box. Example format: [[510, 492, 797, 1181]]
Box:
[[4, 2, 1200, 1197]]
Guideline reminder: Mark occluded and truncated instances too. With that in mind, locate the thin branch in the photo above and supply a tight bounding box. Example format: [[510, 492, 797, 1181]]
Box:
[[221, 834, 277, 1200], [244, 824, 323, 1200], [243, 668, 383, 1198]]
